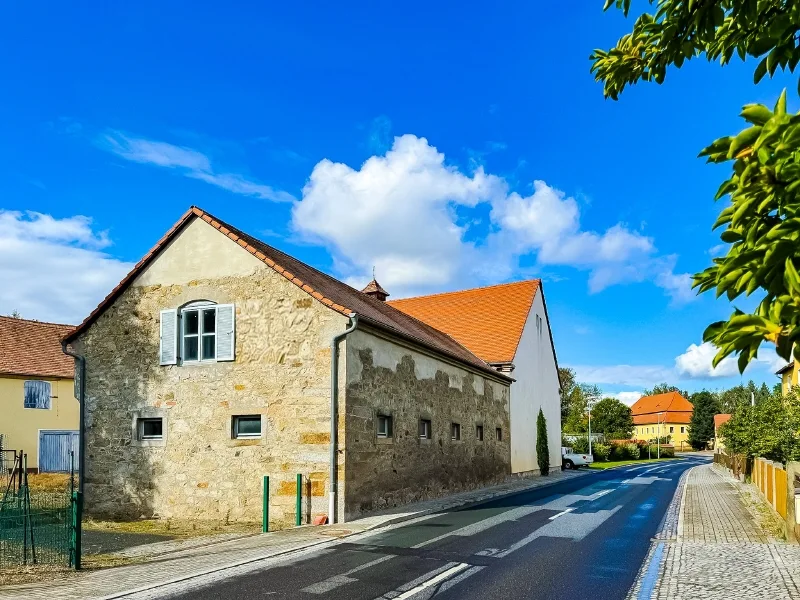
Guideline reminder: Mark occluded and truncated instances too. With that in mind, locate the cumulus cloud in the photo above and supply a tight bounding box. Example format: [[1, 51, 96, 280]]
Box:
[[570, 364, 674, 388], [612, 391, 644, 406], [674, 341, 785, 379], [0, 211, 133, 324], [292, 134, 691, 299], [100, 131, 295, 203]]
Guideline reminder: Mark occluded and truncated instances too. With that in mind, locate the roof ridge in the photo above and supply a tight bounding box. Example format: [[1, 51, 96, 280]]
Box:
[[0, 315, 74, 328], [388, 279, 540, 303]]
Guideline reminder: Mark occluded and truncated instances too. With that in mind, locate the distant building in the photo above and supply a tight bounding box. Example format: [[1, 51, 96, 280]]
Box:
[[630, 392, 694, 449], [0, 316, 78, 472], [713, 413, 732, 452], [777, 361, 799, 396]]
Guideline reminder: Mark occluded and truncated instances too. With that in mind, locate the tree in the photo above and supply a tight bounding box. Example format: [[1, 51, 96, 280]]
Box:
[[558, 367, 578, 424], [642, 383, 688, 398], [537, 408, 550, 476], [592, 1, 800, 373], [590, 397, 634, 439], [720, 389, 800, 462], [564, 383, 602, 433], [6, 310, 21, 318], [688, 391, 721, 450], [718, 379, 771, 413]]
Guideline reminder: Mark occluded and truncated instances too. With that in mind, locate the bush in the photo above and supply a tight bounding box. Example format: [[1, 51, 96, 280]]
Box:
[[660, 446, 675, 458], [537, 409, 550, 476], [572, 437, 590, 453], [609, 443, 627, 461], [593, 442, 611, 461], [623, 443, 640, 460]]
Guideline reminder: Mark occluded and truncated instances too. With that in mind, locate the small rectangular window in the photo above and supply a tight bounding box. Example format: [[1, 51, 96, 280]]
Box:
[[23, 380, 51, 409], [377, 414, 393, 438], [496, 427, 503, 441], [476, 425, 484, 441], [181, 306, 217, 362], [233, 415, 262, 439], [681, 426, 685, 434], [139, 418, 163, 440], [451, 423, 461, 441], [419, 419, 431, 439], [669, 426, 674, 433]]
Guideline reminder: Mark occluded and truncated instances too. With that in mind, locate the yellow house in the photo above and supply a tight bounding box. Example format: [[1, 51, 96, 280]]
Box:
[[0, 316, 79, 472], [777, 361, 799, 396], [630, 391, 694, 450]]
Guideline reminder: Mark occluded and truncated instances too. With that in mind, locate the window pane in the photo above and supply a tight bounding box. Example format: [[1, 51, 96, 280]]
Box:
[[202, 335, 216, 360], [24, 380, 51, 409], [203, 308, 216, 333], [184, 336, 198, 361], [184, 310, 199, 335], [235, 416, 261, 437], [141, 419, 163, 439]]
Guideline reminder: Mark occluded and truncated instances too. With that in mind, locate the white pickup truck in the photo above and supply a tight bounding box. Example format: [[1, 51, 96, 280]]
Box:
[[561, 447, 594, 470]]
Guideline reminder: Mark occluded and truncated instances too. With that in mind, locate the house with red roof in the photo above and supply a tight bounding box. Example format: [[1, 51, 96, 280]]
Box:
[[63, 207, 514, 527], [631, 392, 694, 449], [389, 280, 561, 474], [0, 316, 79, 472], [714, 413, 732, 452]]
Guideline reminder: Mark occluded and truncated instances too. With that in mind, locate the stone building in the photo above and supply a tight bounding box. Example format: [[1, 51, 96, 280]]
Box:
[[63, 207, 512, 527], [389, 281, 562, 475]]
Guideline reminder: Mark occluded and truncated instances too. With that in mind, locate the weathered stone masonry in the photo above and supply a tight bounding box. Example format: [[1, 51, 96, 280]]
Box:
[[343, 329, 511, 520]]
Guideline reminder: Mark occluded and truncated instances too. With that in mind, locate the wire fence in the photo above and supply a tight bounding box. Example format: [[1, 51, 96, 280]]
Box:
[[0, 451, 78, 568]]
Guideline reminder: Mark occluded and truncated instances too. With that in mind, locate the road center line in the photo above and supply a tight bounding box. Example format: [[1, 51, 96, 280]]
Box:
[[549, 508, 575, 520], [301, 554, 396, 594]]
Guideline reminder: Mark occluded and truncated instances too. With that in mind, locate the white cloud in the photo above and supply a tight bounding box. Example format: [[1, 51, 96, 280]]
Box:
[[570, 364, 674, 387], [0, 211, 133, 324], [612, 391, 644, 406], [100, 131, 295, 203], [292, 135, 691, 299], [675, 341, 785, 379]]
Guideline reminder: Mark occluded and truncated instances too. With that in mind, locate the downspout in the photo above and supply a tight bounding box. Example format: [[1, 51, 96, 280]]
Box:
[[329, 314, 359, 524], [61, 341, 86, 494]]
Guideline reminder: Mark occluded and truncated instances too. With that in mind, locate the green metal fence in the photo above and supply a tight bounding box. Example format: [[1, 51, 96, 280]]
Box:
[[0, 452, 79, 569]]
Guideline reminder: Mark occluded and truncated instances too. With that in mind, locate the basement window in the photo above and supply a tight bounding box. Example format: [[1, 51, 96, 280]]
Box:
[[233, 415, 262, 439], [476, 425, 484, 441], [451, 423, 461, 441], [496, 427, 503, 441], [419, 419, 432, 439], [138, 418, 163, 441], [377, 414, 393, 438]]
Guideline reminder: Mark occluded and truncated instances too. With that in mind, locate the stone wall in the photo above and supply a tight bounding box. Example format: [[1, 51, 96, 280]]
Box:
[[343, 328, 511, 519], [74, 217, 349, 527]]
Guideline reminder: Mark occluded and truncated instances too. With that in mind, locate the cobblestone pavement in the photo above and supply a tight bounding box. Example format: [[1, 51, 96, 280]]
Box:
[[628, 463, 800, 600], [0, 469, 590, 600]]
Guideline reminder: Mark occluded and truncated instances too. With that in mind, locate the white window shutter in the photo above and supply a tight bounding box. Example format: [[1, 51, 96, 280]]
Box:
[[159, 309, 178, 365], [216, 304, 235, 361]]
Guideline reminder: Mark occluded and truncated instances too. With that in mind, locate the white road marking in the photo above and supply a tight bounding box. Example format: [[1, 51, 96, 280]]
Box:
[[302, 554, 395, 594], [436, 565, 485, 594], [392, 563, 471, 599], [549, 508, 575, 520]]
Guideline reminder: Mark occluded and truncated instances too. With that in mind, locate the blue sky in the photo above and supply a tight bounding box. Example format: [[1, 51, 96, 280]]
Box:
[[0, 1, 793, 402]]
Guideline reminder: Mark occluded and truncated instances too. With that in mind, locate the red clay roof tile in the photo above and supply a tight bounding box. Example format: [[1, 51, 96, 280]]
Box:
[[0, 317, 74, 379]]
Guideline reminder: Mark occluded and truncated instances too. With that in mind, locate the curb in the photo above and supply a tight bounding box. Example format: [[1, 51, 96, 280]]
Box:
[[96, 470, 596, 599]]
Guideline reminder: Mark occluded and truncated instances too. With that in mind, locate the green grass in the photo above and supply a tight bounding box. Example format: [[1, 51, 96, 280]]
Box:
[[587, 457, 680, 470]]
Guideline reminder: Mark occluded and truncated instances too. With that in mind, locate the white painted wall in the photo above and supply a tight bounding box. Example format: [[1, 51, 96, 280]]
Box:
[[510, 290, 562, 473]]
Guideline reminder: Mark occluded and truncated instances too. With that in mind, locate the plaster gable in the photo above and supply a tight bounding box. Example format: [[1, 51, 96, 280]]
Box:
[[133, 217, 266, 287]]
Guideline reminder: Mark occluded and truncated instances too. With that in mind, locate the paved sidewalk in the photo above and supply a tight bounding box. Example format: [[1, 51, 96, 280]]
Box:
[[0, 468, 589, 599], [628, 463, 800, 600]]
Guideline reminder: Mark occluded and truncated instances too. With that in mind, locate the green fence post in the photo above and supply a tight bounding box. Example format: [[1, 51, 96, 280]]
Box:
[[71, 491, 83, 570], [268, 475, 269, 533], [296, 473, 302, 526]]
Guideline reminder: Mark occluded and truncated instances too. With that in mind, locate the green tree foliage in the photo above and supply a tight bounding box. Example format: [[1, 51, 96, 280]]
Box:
[[563, 383, 603, 433], [720, 390, 800, 462], [558, 367, 578, 423], [718, 380, 771, 413], [592, 1, 800, 372], [537, 408, 550, 476], [642, 383, 689, 397], [590, 397, 635, 439], [688, 390, 721, 449]]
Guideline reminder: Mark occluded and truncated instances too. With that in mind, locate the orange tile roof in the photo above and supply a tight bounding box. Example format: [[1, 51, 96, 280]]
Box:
[[631, 392, 693, 425], [388, 280, 541, 364], [0, 316, 74, 379], [64, 207, 509, 383], [714, 413, 732, 428]]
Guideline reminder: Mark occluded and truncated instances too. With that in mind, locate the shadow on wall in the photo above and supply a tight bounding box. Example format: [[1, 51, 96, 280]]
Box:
[[344, 349, 510, 520], [81, 289, 168, 521]]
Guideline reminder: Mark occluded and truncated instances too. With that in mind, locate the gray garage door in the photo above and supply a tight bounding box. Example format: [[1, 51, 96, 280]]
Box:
[[38, 430, 79, 473]]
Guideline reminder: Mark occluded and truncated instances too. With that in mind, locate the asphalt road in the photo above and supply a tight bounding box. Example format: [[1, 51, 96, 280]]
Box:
[[163, 456, 708, 600]]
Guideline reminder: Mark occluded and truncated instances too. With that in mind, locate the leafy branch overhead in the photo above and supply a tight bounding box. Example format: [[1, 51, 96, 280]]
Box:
[[592, 0, 800, 372]]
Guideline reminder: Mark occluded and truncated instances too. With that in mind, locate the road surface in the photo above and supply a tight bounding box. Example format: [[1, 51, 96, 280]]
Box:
[[159, 456, 707, 600]]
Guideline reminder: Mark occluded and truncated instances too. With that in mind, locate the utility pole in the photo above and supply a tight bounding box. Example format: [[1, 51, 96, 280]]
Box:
[[657, 412, 663, 459]]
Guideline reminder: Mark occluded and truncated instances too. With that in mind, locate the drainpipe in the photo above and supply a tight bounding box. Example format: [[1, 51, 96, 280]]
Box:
[[61, 341, 86, 494], [329, 314, 359, 524]]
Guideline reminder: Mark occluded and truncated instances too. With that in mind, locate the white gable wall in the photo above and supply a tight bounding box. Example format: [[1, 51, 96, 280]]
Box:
[[510, 290, 562, 473]]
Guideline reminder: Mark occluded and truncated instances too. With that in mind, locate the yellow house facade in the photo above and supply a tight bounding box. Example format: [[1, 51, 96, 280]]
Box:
[[0, 316, 78, 471], [777, 361, 800, 396], [630, 391, 694, 450]]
